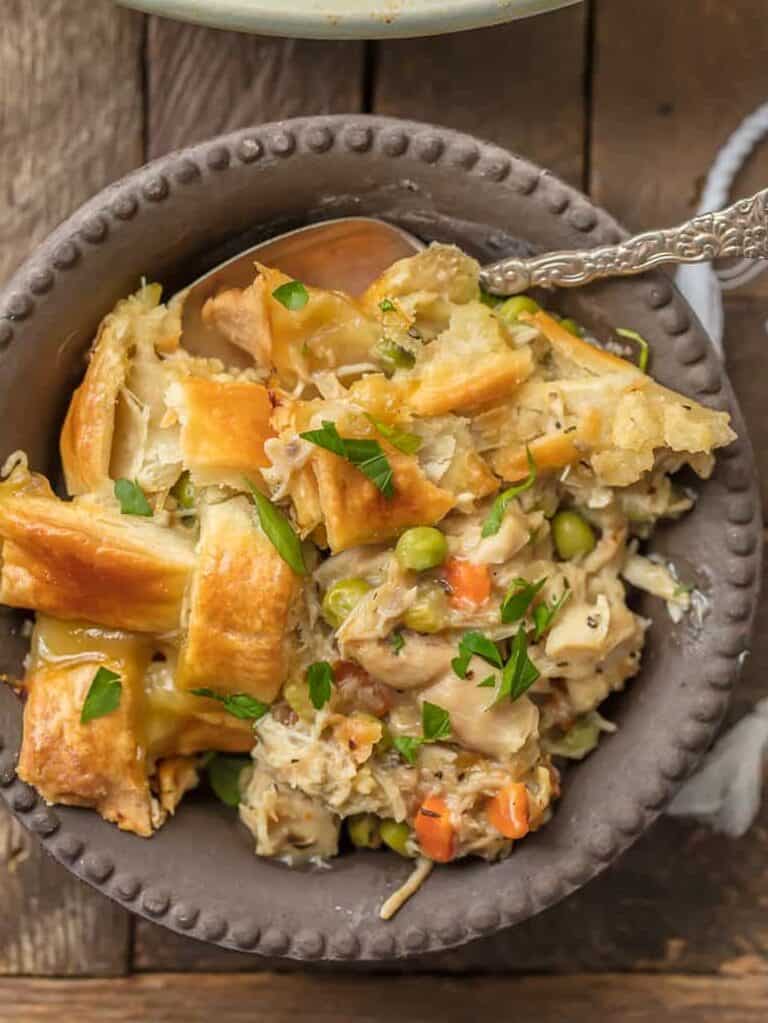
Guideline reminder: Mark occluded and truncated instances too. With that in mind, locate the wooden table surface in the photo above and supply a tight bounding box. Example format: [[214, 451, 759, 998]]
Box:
[[2, 1, 768, 1020]]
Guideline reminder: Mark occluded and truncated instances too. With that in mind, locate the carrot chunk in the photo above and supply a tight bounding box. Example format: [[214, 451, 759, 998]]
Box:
[[487, 783, 530, 840], [414, 795, 455, 863], [444, 557, 491, 609]]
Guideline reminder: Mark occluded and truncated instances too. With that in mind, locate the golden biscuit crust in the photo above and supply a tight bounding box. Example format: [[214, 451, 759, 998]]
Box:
[[177, 497, 299, 701], [17, 618, 157, 837], [311, 442, 454, 552], [166, 376, 274, 489], [0, 475, 195, 633]]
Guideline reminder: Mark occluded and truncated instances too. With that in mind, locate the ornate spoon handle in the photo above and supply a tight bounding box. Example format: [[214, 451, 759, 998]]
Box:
[[480, 188, 768, 295]]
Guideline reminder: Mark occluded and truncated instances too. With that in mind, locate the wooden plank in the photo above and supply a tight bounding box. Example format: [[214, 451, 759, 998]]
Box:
[[0, 0, 145, 284], [1, 972, 767, 1022], [0, 0, 143, 975], [146, 19, 365, 158], [0, 807, 131, 977], [374, 5, 586, 188], [591, 0, 768, 298]]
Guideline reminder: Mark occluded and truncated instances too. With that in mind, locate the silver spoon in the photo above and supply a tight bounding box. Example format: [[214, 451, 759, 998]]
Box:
[[181, 190, 768, 356]]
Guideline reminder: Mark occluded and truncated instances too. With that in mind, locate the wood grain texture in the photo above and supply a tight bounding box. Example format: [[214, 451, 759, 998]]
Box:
[[0, 0, 145, 285], [0, 0, 141, 976], [591, 0, 768, 298], [0, 808, 130, 976], [2, 972, 767, 1022], [146, 18, 365, 158], [374, 5, 586, 187]]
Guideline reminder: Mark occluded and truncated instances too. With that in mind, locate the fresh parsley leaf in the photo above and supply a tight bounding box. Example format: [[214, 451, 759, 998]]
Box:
[[272, 280, 309, 311], [114, 478, 152, 517], [300, 421, 395, 499], [481, 447, 537, 538], [207, 754, 250, 808], [307, 661, 334, 710], [616, 327, 650, 373], [532, 581, 571, 642], [393, 701, 452, 764], [364, 413, 422, 456], [422, 701, 451, 742], [500, 576, 547, 624], [477, 675, 497, 688], [497, 627, 540, 703], [451, 630, 504, 679], [390, 630, 406, 655], [245, 478, 306, 575], [80, 667, 122, 724], [393, 735, 423, 765], [379, 298, 396, 313], [191, 688, 270, 721]]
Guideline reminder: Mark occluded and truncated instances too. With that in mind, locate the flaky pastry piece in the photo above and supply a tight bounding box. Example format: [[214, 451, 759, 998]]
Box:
[[406, 304, 533, 416], [176, 496, 301, 702], [60, 284, 182, 496], [474, 310, 735, 485], [203, 263, 379, 387], [18, 616, 160, 836], [0, 464, 195, 633], [360, 243, 481, 338], [164, 375, 274, 490], [18, 617, 253, 836], [272, 401, 455, 552]]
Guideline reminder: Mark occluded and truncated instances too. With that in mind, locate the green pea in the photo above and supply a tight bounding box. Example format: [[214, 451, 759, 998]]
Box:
[[479, 288, 503, 309], [402, 588, 447, 634], [552, 510, 597, 560], [283, 674, 315, 721], [497, 295, 540, 324], [347, 813, 382, 849], [322, 577, 372, 629], [374, 338, 416, 375], [379, 819, 414, 857], [395, 526, 448, 572], [559, 317, 584, 337], [171, 471, 195, 509]]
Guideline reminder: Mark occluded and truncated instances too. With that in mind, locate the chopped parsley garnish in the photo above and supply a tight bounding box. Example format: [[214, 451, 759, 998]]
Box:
[[500, 577, 547, 624], [422, 701, 452, 742], [616, 327, 650, 373], [272, 280, 309, 311], [481, 448, 537, 537], [390, 630, 406, 655], [207, 754, 250, 808], [497, 627, 541, 703], [80, 667, 122, 724], [452, 630, 504, 679], [300, 420, 395, 499], [365, 413, 422, 456], [191, 688, 270, 721], [392, 736, 423, 765], [245, 478, 306, 576], [393, 701, 452, 764], [307, 661, 334, 710], [379, 298, 396, 313], [532, 581, 571, 642], [114, 478, 152, 517], [477, 675, 497, 688]]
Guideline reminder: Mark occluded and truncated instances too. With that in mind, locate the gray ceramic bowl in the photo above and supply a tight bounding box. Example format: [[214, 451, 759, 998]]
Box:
[[0, 116, 761, 962]]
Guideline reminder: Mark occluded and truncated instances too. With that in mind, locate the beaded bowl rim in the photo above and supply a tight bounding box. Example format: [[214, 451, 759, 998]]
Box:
[[0, 115, 761, 962]]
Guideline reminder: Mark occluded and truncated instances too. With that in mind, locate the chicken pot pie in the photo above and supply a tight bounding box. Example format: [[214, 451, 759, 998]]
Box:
[[0, 245, 734, 917]]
